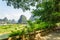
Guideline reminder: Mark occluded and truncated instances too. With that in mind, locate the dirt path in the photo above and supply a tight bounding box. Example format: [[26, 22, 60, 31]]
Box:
[[46, 30, 60, 40], [34, 28, 60, 40], [40, 30, 60, 40]]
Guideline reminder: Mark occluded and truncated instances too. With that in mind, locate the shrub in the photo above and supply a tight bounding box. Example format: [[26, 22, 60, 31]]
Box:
[[27, 20, 52, 31], [9, 30, 22, 37]]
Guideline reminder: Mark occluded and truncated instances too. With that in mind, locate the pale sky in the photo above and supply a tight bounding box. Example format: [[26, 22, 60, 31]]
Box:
[[0, 0, 32, 21]]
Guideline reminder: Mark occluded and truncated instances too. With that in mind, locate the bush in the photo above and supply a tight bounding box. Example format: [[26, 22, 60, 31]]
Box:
[[34, 22, 48, 30], [27, 20, 55, 31], [9, 30, 22, 37]]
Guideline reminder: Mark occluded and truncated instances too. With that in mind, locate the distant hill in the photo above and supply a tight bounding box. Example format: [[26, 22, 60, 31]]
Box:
[[0, 17, 8, 24], [18, 15, 27, 24], [0, 17, 16, 24], [29, 15, 35, 21], [29, 15, 40, 21]]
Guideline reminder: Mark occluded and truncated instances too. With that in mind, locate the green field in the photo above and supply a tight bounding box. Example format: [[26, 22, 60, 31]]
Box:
[[0, 24, 26, 34], [0, 23, 60, 35]]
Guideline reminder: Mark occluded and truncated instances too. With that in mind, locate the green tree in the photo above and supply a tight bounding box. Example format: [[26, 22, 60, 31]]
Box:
[[32, 0, 60, 23], [3, 0, 60, 22], [3, 0, 60, 39], [3, 0, 42, 11], [3, 0, 60, 28]]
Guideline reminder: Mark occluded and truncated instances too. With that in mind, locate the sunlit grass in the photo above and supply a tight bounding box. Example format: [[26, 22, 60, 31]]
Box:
[[0, 22, 60, 35], [56, 22, 60, 27], [0, 24, 26, 34]]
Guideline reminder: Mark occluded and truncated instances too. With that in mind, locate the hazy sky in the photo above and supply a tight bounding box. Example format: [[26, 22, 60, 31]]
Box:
[[0, 0, 32, 21]]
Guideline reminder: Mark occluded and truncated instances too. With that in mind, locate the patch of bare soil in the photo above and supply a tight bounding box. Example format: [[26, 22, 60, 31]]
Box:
[[35, 28, 60, 40]]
